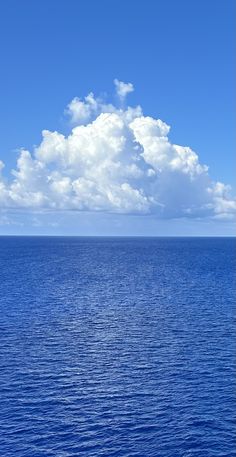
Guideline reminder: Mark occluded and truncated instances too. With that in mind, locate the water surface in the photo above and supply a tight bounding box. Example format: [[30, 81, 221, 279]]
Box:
[[0, 237, 235, 456]]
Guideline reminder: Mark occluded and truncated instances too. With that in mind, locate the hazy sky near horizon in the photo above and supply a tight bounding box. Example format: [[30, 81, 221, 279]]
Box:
[[0, 0, 235, 235]]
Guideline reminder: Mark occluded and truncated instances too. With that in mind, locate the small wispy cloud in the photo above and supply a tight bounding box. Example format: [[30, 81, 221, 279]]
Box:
[[114, 79, 134, 102]]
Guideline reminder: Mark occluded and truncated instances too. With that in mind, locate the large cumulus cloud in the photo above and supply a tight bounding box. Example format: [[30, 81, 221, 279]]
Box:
[[0, 79, 235, 220]]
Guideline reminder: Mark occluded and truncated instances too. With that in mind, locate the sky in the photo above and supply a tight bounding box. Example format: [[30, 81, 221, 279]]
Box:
[[0, 0, 235, 236]]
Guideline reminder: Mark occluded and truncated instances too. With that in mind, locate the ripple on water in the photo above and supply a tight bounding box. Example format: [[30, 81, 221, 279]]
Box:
[[0, 237, 235, 457]]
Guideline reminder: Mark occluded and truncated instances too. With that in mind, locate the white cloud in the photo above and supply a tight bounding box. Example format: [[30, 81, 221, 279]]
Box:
[[66, 92, 99, 124], [114, 79, 134, 102], [0, 80, 235, 220]]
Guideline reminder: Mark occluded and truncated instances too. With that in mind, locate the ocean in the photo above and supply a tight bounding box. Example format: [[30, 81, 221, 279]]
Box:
[[0, 237, 235, 457]]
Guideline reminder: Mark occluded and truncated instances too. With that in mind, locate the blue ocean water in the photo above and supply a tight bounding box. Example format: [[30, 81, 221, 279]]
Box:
[[0, 237, 235, 457]]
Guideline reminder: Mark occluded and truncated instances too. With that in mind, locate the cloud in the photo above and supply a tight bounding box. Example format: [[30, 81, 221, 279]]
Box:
[[114, 79, 134, 102], [66, 92, 99, 125], [0, 80, 235, 220]]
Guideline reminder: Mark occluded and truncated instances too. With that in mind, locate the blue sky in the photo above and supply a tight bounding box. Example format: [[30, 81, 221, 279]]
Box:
[[0, 0, 235, 235]]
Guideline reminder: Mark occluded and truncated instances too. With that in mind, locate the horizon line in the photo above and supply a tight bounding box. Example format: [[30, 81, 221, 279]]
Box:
[[0, 235, 235, 239]]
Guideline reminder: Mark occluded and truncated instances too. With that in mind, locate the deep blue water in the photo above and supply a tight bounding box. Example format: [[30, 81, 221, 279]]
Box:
[[0, 237, 235, 457]]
